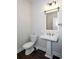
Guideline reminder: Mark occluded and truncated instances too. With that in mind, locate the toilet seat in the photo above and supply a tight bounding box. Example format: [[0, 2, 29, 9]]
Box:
[[23, 42, 35, 49]]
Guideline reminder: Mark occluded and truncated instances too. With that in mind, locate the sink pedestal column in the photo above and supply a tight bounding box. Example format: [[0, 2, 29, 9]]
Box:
[[45, 41, 53, 59], [39, 34, 58, 59]]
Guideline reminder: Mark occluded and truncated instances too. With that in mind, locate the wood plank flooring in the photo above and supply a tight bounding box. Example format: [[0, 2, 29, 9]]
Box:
[[17, 49, 49, 59]]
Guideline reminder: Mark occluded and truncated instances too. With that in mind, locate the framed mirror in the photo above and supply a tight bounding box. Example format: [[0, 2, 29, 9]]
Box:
[[46, 11, 58, 30]]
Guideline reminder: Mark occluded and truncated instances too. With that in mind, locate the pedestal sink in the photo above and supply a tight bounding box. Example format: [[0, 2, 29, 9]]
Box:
[[40, 34, 58, 59], [40, 34, 58, 41]]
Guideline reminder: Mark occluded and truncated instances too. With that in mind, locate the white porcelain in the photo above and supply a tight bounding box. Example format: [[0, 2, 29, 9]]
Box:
[[23, 42, 35, 49], [40, 32, 58, 59], [23, 34, 38, 55], [40, 34, 58, 41]]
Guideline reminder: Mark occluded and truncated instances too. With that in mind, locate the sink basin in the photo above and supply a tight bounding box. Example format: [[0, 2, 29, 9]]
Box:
[[40, 34, 58, 41]]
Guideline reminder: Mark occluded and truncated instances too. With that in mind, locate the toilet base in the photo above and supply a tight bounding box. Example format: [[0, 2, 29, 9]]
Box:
[[25, 47, 34, 55]]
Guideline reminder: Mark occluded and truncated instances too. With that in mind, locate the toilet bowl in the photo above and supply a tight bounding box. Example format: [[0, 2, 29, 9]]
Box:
[[23, 34, 38, 55]]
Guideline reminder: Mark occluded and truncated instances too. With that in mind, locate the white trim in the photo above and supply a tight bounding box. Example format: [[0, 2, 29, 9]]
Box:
[[36, 46, 47, 52], [45, 54, 52, 59], [45, 8, 58, 14], [52, 51, 62, 58]]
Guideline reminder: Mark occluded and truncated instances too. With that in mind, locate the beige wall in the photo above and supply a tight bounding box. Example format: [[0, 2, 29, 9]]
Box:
[[17, 0, 32, 53]]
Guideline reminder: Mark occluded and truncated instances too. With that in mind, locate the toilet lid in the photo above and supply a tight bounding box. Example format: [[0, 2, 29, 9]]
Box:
[[23, 42, 35, 49]]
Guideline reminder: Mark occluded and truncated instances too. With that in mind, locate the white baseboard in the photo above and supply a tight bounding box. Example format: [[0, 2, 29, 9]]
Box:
[[45, 51, 62, 59], [52, 51, 62, 58], [17, 48, 24, 53], [35, 46, 47, 52], [45, 54, 52, 59]]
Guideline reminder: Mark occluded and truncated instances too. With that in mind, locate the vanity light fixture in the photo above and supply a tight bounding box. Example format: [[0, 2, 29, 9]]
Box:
[[48, 0, 56, 6], [44, 0, 60, 14], [44, 6, 60, 14]]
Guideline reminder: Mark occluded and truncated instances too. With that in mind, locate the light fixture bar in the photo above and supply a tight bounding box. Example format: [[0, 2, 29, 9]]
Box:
[[44, 7, 60, 14]]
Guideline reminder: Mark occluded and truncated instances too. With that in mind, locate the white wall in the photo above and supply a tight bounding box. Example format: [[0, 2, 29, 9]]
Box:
[[17, 0, 32, 53], [32, 0, 47, 51], [32, 0, 62, 57]]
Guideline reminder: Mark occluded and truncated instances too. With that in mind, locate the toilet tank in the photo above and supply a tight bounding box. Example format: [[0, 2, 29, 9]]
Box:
[[30, 34, 38, 42]]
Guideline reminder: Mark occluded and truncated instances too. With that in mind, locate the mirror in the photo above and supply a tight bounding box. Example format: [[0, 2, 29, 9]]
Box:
[[46, 11, 58, 30]]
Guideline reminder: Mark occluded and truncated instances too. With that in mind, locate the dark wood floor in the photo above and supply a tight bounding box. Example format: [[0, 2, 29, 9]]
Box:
[[17, 49, 49, 59]]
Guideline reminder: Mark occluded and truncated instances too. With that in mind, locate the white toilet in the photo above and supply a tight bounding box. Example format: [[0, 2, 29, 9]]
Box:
[[23, 34, 38, 55]]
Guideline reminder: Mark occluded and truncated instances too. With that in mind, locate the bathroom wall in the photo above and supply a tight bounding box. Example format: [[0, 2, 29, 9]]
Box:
[[17, 0, 32, 53], [31, 0, 47, 51], [32, 0, 62, 57]]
